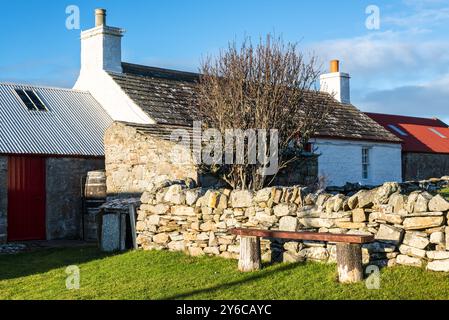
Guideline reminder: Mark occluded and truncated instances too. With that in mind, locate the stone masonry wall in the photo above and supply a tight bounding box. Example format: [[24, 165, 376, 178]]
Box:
[[46, 157, 104, 240], [0, 156, 7, 243], [403, 152, 449, 181], [136, 177, 449, 272], [104, 122, 198, 197]]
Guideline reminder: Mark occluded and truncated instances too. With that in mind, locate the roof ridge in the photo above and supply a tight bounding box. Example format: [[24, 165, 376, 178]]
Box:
[[0, 82, 90, 93]]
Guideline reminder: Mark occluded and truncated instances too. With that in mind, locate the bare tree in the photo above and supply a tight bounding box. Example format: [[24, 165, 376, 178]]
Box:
[[195, 34, 332, 190]]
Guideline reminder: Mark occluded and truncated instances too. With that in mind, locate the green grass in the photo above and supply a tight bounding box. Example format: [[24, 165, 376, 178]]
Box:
[[1, 247, 449, 300], [440, 187, 449, 199]]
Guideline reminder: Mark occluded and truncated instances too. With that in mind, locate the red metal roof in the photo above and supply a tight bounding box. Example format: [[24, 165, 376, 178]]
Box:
[[365, 112, 449, 154]]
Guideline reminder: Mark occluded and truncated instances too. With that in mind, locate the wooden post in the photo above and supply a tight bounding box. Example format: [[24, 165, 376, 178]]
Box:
[[336, 243, 363, 283], [238, 236, 261, 272]]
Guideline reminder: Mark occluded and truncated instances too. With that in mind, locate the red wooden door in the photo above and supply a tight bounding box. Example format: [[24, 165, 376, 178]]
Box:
[[7, 156, 46, 241]]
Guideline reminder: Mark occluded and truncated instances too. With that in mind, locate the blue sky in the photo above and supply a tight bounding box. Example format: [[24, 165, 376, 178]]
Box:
[[1, 0, 448, 123]]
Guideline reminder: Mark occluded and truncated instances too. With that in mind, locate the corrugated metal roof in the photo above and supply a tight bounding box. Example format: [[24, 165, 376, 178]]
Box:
[[0, 83, 113, 157], [366, 112, 449, 154]]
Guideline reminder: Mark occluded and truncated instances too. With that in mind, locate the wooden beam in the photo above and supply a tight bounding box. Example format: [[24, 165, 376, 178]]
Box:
[[230, 228, 374, 244]]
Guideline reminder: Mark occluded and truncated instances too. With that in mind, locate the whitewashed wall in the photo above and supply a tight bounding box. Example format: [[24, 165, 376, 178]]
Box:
[[311, 138, 402, 186]]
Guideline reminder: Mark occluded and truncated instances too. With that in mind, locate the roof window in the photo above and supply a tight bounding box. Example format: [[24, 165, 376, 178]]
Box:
[[429, 128, 447, 138], [388, 124, 408, 136], [15, 89, 48, 111]]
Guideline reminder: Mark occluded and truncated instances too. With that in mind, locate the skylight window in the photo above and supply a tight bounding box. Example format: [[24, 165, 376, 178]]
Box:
[[429, 128, 447, 139], [15, 89, 48, 111], [388, 124, 408, 136]]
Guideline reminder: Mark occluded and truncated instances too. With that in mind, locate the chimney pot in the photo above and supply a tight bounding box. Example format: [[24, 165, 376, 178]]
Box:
[[95, 8, 107, 27], [330, 60, 339, 73]]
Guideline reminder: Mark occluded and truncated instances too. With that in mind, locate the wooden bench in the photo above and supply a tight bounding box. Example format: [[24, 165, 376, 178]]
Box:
[[230, 228, 374, 283]]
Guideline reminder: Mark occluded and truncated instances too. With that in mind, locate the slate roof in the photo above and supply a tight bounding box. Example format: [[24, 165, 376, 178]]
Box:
[[109, 62, 401, 143], [366, 112, 449, 153], [0, 83, 113, 156]]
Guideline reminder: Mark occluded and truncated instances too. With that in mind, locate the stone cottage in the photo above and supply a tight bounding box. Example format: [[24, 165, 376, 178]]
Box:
[[73, 9, 402, 195], [0, 83, 112, 242]]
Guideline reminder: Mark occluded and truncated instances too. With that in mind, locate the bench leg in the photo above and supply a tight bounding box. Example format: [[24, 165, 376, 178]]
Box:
[[238, 236, 261, 272], [336, 243, 363, 283]]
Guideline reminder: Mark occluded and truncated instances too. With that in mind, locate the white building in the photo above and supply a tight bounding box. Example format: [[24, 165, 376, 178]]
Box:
[[75, 9, 403, 188], [313, 60, 402, 186]]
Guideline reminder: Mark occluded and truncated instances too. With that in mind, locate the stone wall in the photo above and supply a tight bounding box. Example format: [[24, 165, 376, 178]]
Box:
[[403, 153, 449, 181], [0, 157, 7, 243], [135, 177, 449, 272], [104, 122, 198, 197], [46, 157, 104, 240]]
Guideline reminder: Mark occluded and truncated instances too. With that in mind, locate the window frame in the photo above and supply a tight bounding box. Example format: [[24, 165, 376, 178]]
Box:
[[14, 89, 49, 112], [362, 147, 371, 180]]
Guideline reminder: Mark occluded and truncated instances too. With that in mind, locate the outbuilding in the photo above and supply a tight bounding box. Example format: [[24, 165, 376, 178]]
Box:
[[0, 83, 112, 242]]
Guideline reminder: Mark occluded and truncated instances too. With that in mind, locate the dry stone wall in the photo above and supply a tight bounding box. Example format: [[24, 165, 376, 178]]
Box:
[[136, 177, 449, 272]]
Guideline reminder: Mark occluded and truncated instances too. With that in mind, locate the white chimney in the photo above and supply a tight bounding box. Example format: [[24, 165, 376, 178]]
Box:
[[80, 9, 124, 73], [320, 60, 350, 104]]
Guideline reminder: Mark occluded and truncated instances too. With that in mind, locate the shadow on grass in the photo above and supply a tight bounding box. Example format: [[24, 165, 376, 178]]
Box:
[[0, 246, 115, 281], [160, 261, 306, 300]]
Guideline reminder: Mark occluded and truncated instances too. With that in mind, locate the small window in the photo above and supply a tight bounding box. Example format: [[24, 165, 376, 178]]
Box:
[[362, 147, 370, 180], [388, 124, 408, 136], [25, 90, 47, 111], [429, 128, 447, 139], [14, 89, 48, 111]]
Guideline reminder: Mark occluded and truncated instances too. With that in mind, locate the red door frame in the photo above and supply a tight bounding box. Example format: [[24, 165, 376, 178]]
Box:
[[7, 156, 46, 241]]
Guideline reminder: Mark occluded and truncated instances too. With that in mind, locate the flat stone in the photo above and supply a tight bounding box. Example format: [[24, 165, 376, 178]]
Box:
[[203, 246, 220, 255], [301, 247, 329, 261], [147, 204, 170, 215], [429, 195, 449, 212], [399, 244, 426, 258], [357, 190, 375, 209], [279, 216, 298, 232], [274, 204, 295, 217], [299, 218, 335, 229], [147, 215, 160, 225], [375, 224, 403, 244], [396, 254, 422, 267], [153, 233, 170, 244], [352, 208, 367, 223], [430, 232, 445, 244], [427, 251, 449, 260], [188, 247, 205, 256], [185, 190, 200, 206], [369, 212, 404, 225], [230, 190, 254, 208], [427, 259, 449, 272], [403, 216, 445, 230], [403, 232, 430, 249], [164, 184, 186, 205], [254, 188, 273, 202], [171, 205, 196, 216], [374, 182, 400, 205], [405, 192, 420, 213], [399, 211, 444, 217], [388, 193, 407, 213], [414, 192, 433, 213], [334, 221, 366, 229]]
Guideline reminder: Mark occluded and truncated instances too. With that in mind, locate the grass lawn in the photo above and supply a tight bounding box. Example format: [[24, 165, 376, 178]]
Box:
[[440, 187, 449, 199], [1, 247, 449, 300]]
